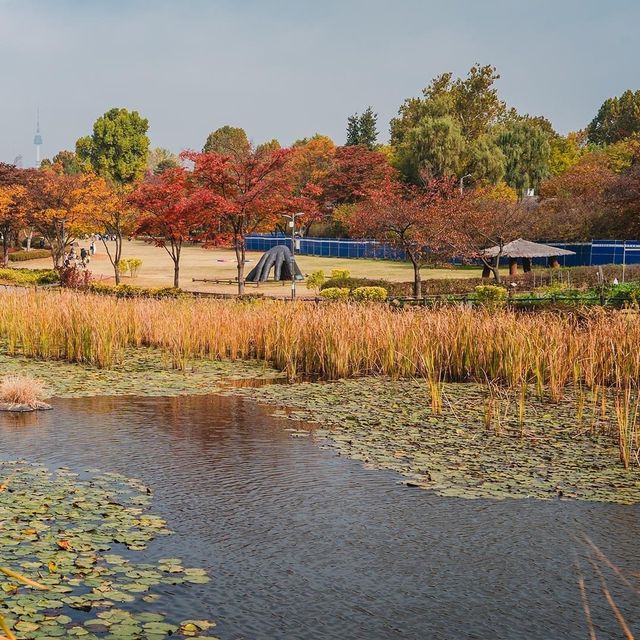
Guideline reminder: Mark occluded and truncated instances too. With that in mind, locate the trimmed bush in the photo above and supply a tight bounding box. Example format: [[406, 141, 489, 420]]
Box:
[[352, 286, 387, 302], [88, 282, 185, 299], [319, 287, 350, 300], [9, 249, 51, 262], [321, 276, 411, 297], [474, 285, 508, 310], [0, 268, 58, 285], [330, 269, 351, 280]]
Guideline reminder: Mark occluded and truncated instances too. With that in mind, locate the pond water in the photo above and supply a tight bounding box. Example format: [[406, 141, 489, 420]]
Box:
[[0, 394, 638, 640]]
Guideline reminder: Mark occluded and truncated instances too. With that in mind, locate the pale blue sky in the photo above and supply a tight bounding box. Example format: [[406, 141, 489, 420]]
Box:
[[1, 0, 638, 166]]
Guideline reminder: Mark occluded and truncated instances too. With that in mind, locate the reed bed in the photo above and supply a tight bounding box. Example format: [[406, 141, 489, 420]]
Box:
[[1, 289, 640, 390], [2, 289, 638, 465]]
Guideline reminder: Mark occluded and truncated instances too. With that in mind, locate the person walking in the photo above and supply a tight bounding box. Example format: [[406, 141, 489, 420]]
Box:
[[90, 240, 96, 255], [80, 247, 88, 266]]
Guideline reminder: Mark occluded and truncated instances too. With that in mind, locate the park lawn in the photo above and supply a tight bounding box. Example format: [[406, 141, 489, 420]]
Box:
[[19, 239, 492, 295]]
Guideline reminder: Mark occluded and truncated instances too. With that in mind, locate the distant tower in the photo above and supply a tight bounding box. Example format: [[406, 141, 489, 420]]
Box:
[[33, 108, 43, 166]]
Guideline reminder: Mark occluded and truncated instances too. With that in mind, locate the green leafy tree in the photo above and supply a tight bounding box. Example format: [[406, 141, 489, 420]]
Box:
[[148, 148, 179, 175], [587, 90, 640, 145], [345, 107, 378, 149], [76, 108, 149, 185], [395, 115, 465, 182], [203, 126, 250, 158], [463, 135, 505, 185], [548, 132, 584, 176], [390, 64, 507, 146], [76, 107, 150, 283], [494, 120, 551, 194], [40, 150, 83, 175]]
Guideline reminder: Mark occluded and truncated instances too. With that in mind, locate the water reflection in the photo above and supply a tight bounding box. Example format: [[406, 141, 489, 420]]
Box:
[[0, 395, 638, 640]]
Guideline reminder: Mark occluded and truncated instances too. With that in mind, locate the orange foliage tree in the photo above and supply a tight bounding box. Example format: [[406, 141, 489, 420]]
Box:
[[28, 169, 105, 269]]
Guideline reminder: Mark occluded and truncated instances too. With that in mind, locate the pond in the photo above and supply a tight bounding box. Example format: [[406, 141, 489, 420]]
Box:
[[0, 394, 638, 640]]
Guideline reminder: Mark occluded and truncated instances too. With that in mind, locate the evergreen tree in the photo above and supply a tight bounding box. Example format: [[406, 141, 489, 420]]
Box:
[[346, 113, 361, 146], [345, 107, 379, 149]]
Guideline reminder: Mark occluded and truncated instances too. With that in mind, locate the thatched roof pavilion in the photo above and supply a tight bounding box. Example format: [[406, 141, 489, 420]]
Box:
[[482, 238, 576, 275]]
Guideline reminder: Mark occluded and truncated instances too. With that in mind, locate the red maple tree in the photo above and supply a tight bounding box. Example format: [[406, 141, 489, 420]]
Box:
[[349, 176, 459, 297], [129, 167, 214, 288], [183, 147, 294, 294]]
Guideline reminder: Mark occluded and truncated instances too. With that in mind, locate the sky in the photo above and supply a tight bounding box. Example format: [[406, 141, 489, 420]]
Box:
[[1, 0, 639, 166]]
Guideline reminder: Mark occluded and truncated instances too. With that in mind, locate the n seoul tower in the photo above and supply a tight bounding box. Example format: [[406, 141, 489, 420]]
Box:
[[33, 108, 43, 166]]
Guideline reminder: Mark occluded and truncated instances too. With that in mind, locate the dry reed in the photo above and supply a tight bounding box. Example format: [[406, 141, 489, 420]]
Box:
[[0, 375, 46, 407]]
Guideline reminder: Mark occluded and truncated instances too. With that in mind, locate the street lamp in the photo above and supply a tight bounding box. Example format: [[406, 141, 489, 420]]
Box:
[[459, 174, 472, 194], [281, 212, 304, 300]]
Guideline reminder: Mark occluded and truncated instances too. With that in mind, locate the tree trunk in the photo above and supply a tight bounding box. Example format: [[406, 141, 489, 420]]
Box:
[[172, 243, 181, 289], [235, 239, 245, 295], [410, 256, 422, 298], [113, 231, 123, 285], [509, 258, 518, 276], [492, 255, 502, 284], [26, 229, 33, 252], [1, 236, 9, 268]]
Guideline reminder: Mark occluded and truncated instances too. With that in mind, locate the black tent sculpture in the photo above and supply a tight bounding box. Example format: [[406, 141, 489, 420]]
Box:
[[245, 245, 304, 282]]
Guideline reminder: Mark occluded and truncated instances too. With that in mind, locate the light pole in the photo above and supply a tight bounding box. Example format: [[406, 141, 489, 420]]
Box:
[[282, 212, 304, 300], [459, 173, 472, 194]]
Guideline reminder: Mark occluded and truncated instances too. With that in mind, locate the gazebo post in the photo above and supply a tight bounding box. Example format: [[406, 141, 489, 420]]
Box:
[[548, 257, 560, 269], [509, 258, 518, 276], [522, 257, 532, 273]]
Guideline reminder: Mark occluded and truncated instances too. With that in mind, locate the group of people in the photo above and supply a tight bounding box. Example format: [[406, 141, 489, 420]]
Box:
[[63, 240, 96, 268]]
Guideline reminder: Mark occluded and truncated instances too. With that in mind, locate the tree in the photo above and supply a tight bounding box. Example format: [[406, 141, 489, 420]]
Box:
[[40, 150, 83, 175], [538, 153, 619, 240], [76, 108, 150, 283], [0, 164, 28, 267], [129, 167, 210, 288], [285, 135, 336, 234], [587, 90, 640, 145], [348, 177, 459, 297], [184, 146, 294, 295], [607, 163, 640, 238], [202, 126, 250, 157], [28, 169, 101, 269], [321, 145, 395, 207], [345, 107, 379, 149], [494, 119, 551, 194], [148, 148, 179, 175], [395, 115, 465, 182], [390, 64, 507, 147], [548, 132, 584, 176], [447, 188, 535, 283], [464, 134, 506, 185]]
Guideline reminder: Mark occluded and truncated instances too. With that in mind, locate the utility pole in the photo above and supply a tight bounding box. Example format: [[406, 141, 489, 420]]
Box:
[[282, 212, 304, 300]]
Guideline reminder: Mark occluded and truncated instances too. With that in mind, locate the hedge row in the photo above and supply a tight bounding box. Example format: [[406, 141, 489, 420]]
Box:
[[8, 249, 51, 262]]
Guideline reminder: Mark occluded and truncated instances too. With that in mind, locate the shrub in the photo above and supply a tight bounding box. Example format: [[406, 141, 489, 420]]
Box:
[[321, 276, 411, 297], [8, 249, 51, 262], [474, 285, 508, 310], [0, 375, 47, 407], [351, 286, 387, 302], [319, 287, 351, 300], [60, 266, 92, 289], [306, 270, 326, 291], [0, 268, 58, 285], [127, 258, 143, 278], [606, 283, 640, 307], [87, 282, 185, 299], [330, 269, 351, 280]]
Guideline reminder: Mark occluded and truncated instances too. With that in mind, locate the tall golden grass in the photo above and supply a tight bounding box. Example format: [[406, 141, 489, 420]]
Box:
[[1, 289, 640, 390], [2, 289, 638, 463]]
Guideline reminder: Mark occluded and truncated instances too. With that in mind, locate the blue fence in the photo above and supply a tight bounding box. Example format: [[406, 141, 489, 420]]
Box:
[[246, 235, 406, 260], [246, 235, 640, 267]]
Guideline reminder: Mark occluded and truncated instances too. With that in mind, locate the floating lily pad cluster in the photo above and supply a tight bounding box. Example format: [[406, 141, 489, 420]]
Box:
[[0, 349, 282, 399], [0, 461, 217, 639], [228, 378, 640, 504]]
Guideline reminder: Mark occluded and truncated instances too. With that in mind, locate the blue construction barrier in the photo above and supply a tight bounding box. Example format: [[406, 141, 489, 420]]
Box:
[[246, 235, 640, 267]]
